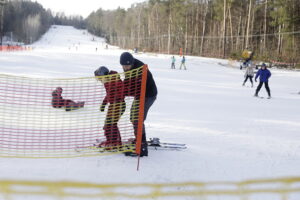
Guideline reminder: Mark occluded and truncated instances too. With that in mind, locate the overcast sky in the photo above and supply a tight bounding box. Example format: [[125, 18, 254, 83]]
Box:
[[35, 0, 146, 18]]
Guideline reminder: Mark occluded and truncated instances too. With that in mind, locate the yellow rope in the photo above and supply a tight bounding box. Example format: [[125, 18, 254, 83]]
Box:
[[0, 177, 299, 199]]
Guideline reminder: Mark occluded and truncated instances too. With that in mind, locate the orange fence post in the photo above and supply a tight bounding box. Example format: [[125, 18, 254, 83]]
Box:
[[135, 65, 148, 155]]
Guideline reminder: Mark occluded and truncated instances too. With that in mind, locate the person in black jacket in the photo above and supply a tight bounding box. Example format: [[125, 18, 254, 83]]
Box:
[[120, 52, 158, 157]]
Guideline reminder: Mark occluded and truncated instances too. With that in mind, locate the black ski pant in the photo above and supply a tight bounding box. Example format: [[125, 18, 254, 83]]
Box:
[[243, 75, 253, 85], [130, 96, 156, 143], [171, 63, 175, 69], [255, 81, 271, 96]]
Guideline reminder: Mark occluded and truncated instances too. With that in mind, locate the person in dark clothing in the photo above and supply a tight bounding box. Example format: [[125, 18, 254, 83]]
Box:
[[254, 63, 271, 98], [120, 52, 157, 157], [94, 66, 126, 149], [179, 56, 187, 70], [51, 87, 85, 111]]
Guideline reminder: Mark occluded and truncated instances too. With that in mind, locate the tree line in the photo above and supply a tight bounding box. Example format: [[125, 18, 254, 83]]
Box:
[[2, 0, 299, 64], [1, 0, 85, 45], [86, 0, 300, 64]]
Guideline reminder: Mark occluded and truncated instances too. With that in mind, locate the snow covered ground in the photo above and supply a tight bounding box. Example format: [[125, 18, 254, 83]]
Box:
[[0, 25, 300, 189]]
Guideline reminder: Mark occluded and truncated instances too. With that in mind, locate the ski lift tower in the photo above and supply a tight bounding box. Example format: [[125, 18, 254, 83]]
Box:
[[0, 0, 6, 45]]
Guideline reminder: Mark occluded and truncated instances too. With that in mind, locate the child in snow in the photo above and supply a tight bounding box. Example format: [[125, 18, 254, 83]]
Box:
[[179, 56, 187, 70], [254, 63, 271, 98], [94, 66, 126, 149], [51, 87, 85, 111], [242, 63, 255, 87], [171, 56, 176, 69]]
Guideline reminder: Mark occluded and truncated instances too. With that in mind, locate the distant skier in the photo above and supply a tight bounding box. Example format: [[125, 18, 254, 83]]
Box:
[[94, 66, 126, 149], [242, 63, 255, 87], [254, 63, 271, 98], [51, 87, 85, 111], [171, 56, 176, 69], [240, 49, 254, 70], [179, 56, 187, 70]]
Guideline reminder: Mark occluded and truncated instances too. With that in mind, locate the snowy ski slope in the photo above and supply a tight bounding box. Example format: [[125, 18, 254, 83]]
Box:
[[0, 25, 300, 186]]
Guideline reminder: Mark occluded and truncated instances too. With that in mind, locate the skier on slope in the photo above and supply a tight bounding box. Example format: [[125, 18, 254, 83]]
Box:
[[240, 49, 254, 70], [254, 63, 272, 98], [51, 87, 85, 111], [94, 66, 126, 150], [179, 56, 187, 70], [171, 56, 176, 69], [120, 52, 158, 157], [242, 63, 255, 87]]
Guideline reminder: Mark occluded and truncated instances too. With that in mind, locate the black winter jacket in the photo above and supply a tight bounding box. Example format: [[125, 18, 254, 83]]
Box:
[[124, 58, 157, 99], [133, 59, 157, 98]]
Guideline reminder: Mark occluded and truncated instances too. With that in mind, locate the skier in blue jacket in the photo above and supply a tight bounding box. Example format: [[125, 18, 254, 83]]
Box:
[[179, 56, 186, 70], [254, 63, 271, 98]]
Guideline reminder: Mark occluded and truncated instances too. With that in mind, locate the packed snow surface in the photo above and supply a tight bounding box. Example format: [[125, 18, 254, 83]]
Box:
[[0, 26, 300, 185]]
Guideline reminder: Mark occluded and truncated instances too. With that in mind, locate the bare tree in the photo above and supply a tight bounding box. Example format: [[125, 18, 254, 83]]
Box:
[[245, 0, 252, 49], [222, 0, 227, 57]]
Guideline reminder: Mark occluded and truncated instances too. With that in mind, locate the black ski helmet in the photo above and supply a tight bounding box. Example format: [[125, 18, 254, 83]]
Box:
[[94, 66, 109, 76]]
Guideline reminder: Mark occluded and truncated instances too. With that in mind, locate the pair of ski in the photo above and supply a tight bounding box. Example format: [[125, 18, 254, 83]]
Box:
[[147, 138, 187, 150], [93, 137, 187, 151], [75, 138, 186, 153]]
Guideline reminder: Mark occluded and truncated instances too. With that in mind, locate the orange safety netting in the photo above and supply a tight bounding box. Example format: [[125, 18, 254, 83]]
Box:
[[0, 66, 147, 158], [0, 45, 30, 51]]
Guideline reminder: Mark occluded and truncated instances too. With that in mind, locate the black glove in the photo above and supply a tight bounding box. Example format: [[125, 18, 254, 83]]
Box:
[[100, 103, 106, 112]]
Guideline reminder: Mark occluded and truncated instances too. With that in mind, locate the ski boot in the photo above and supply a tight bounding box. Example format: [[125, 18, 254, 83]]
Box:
[[124, 142, 148, 157]]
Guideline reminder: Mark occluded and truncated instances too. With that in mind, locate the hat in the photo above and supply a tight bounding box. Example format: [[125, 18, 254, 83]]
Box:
[[56, 87, 63, 92], [262, 63, 267, 67], [120, 52, 134, 65], [94, 66, 109, 76]]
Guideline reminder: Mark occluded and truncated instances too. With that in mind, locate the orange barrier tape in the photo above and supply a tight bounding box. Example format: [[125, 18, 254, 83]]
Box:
[[270, 60, 299, 66], [0, 45, 30, 51]]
